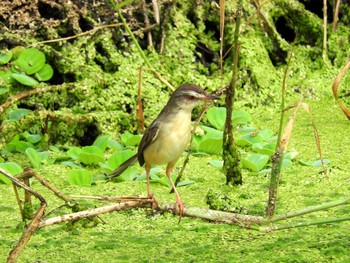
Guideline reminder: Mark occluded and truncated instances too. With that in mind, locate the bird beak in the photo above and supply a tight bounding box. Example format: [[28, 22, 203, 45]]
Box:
[[202, 93, 220, 101]]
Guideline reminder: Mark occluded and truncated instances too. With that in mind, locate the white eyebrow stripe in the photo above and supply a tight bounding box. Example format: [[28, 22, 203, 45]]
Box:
[[185, 90, 204, 98]]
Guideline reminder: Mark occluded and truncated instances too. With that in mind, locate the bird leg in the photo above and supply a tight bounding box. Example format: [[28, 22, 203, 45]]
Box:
[[166, 165, 185, 217], [145, 164, 159, 210]]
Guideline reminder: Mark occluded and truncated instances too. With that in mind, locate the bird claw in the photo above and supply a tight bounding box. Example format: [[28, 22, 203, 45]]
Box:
[[148, 193, 159, 211], [175, 199, 185, 217]]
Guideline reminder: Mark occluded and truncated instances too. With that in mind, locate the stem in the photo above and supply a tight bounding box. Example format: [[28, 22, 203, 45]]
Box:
[[264, 197, 350, 224], [109, 0, 174, 91], [266, 50, 293, 217], [322, 0, 327, 61]]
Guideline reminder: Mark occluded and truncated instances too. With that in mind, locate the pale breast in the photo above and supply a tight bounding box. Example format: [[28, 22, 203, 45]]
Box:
[[143, 111, 192, 166]]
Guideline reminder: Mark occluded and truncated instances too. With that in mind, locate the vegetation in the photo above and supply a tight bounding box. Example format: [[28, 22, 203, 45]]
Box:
[[0, 0, 350, 262]]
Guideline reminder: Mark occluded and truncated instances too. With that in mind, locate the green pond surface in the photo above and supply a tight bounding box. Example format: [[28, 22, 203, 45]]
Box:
[[1, 95, 349, 263]]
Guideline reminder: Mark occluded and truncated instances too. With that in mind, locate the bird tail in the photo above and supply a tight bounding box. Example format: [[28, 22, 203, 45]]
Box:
[[108, 154, 138, 180]]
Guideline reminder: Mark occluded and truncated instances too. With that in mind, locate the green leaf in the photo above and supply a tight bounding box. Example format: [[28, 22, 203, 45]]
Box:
[[106, 149, 135, 170], [200, 125, 223, 138], [14, 48, 46, 74], [0, 70, 14, 84], [34, 63, 53, 81], [207, 159, 223, 169], [238, 126, 257, 134], [68, 169, 93, 187], [38, 151, 56, 165], [12, 73, 39, 86], [121, 131, 142, 147], [236, 133, 264, 147], [93, 135, 109, 151], [198, 137, 222, 154], [22, 131, 42, 144], [11, 46, 26, 59], [177, 180, 196, 187], [252, 142, 276, 156], [281, 158, 293, 168], [8, 108, 30, 120], [25, 148, 41, 169], [115, 166, 139, 182], [206, 107, 226, 131], [78, 146, 104, 165], [107, 138, 124, 151], [0, 162, 23, 184], [313, 159, 330, 167], [135, 167, 162, 181], [258, 129, 274, 140], [10, 141, 34, 153], [67, 147, 83, 160], [299, 159, 330, 167], [231, 110, 252, 127], [0, 51, 12, 65], [242, 154, 270, 172], [0, 87, 9, 96]]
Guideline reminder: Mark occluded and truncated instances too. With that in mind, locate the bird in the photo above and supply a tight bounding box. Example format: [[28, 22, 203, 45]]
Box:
[[109, 84, 219, 216]]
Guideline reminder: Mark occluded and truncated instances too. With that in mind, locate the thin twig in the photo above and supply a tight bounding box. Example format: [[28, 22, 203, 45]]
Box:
[[109, 0, 174, 91], [219, 0, 225, 79], [0, 85, 65, 114], [333, 0, 341, 31], [322, 0, 328, 61], [37, 23, 123, 44]]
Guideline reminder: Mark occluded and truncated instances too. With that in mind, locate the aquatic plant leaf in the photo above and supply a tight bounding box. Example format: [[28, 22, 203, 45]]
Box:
[[242, 154, 269, 172], [0, 162, 23, 184], [22, 131, 42, 144], [67, 147, 83, 160], [0, 87, 9, 95], [34, 63, 53, 81], [252, 142, 276, 156], [0, 51, 12, 65], [198, 137, 223, 154], [121, 131, 142, 146], [68, 169, 93, 187], [236, 133, 264, 147], [12, 73, 39, 86], [208, 159, 223, 169], [14, 48, 46, 74], [25, 148, 41, 169], [231, 110, 252, 127], [107, 138, 124, 151], [206, 107, 226, 130], [93, 135, 109, 151], [78, 146, 104, 165], [106, 149, 135, 170], [0, 70, 14, 84]]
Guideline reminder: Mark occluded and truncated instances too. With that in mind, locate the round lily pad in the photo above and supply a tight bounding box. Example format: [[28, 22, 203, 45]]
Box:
[[14, 48, 46, 75], [35, 63, 53, 81]]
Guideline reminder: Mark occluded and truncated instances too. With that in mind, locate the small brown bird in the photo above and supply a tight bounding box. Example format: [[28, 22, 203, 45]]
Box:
[[109, 84, 219, 216]]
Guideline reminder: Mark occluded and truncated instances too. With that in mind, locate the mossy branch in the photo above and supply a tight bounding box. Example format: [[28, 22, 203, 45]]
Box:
[[0, 85, 67, 114], [222, 2, 243, 186]]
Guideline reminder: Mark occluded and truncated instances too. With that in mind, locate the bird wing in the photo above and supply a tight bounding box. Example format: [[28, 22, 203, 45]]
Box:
[[137, 122, 160, 166]]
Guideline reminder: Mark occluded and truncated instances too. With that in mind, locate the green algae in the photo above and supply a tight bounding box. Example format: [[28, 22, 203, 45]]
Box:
[[1, 97, 350, 262], [1, 0, 350, 261]]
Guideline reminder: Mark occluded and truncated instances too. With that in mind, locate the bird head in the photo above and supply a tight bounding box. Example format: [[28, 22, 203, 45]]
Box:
[[170, 84, 219, 110]]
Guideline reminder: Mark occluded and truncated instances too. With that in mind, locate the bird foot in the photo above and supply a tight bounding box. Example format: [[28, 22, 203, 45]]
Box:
[[147, 193, 159, 211], [175, 199, 185, 217]]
